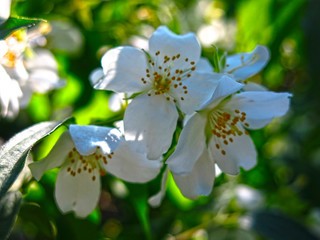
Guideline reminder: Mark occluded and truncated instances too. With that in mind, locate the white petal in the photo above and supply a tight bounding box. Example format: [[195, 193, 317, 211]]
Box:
[[28, 131, 74, 180], [5, 60, 29, 81], [173, 148, 215, 199], [124, 94, 178, 160], [208, 124, 257, 175], [0, 0, 11, 24], [196, 58, 214, 73], [225, 45, 270, 81], [223, 91, 292, 129], [94, 46, 150, 93], [55, 162, 100, 218], [202, 75, 244, 110], [149, 26, 201, 70], [107, 141, 162, 183], [89, 68, 104, 86], [148, 168, 168, 207], [167, 113, 207, 175], [25, 49, 64, 93], [242, 82, 268, 92], [170, 72, 220, 114], [0, 40, 8, 57], [69, 124, 122, 156]]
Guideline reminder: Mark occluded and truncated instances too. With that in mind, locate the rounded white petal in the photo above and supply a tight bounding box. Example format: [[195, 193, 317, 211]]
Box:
[[69, 124, 122, 156], [0, 0, 11, 24], [196, 57, 214, 73], [167, 113, 207, 175], [89, 68, 104, 86], [148, 168, 168, 207], [223, 91, 292, 129], [202, 75, 244, 110], [95, 46, 150, 93], [170, 72, 220, 114], [28, 131, 74, 180], [55, 162, 100, 218], [25, 49, 64, 93], [107, 141, 162, 183], [124, 94, 178, 160], [208, 124, 257, 175], [173, 148, 215, 199], [0, 40, 8, 57], [5, 60, 29, 82], [149, 26, 201, 70], [225, 45, 270, 81]]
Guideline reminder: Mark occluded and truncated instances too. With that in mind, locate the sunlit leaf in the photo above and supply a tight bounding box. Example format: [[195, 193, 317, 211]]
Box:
[[0, 118, 73, 199], [0, 191, 22, 240]]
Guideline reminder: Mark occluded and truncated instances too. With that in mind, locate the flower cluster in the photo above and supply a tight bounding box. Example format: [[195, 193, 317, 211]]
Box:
[[0, 28, 64, 118], [29, 26, 291, 217]]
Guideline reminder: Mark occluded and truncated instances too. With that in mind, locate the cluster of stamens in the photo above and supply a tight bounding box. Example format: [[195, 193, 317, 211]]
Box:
[[209, 109, 250, 156], [66, 147, 114, 181], [141, 50, 196, 102]]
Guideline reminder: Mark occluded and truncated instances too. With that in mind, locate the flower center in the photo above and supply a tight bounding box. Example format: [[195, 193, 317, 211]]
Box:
[[141, 50, 196, 102], [66, 147, 114, 181], [208, 109, 250, 155]]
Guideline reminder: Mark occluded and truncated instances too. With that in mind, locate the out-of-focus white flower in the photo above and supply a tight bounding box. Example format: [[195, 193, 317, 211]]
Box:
[[92, 26, 220, 160], [29, 124, 162, 218], [0, 0, 11, 25], [46, 19, 84, 55], [235, 185, 264, 210], [197, 19, 237, 50], [0, 40, 23, 118], [165, 76, 291, 199], [0, 29, 64, 117]]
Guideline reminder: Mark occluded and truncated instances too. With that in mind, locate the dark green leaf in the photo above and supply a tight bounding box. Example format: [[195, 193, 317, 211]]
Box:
[[0, 191, 22, 240], [251, 210, 319, 240], [0, 16, 45, 39], [0, 118, 72, 199]]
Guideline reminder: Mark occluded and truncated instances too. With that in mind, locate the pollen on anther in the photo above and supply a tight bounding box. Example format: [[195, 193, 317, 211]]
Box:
[[235, 109, 240, 114], [173, 99, 177, 103], [68, 152, 73, 158], [216, 144, 220, 149], [73, 147, 76, 151], [244, 123, 250, 127], [146, 69, 149, 73], [229, 138, 233, 142], [223, 140, 228, 145], [77, 168, 81, 174], [71, 159, 75, 163], [181, 97, 184, 101], [187, 74, 191, 78], [183, 86, 187, 89], [245, 130, 249, 135], [155, 51, 160, 56], [191, 67, 196, 71], [92, 176, 96, 181], [148, 93, 151, 96], [146, 74, 150, 78], [179, 82, 182, 86], [88, 169, 92, 173], [166, 97, 170, 101], [171, 76, 176, 80], [221, 150, 226, 155], [174, 84, 178, 88], [185, 58, 189, 62], [190, 61, 195, 65], [184, 91, 188, 94], [67, 167, 71, 172]]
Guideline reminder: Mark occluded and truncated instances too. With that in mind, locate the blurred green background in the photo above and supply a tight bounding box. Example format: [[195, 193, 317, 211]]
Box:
[[1, 0, 320, 239]]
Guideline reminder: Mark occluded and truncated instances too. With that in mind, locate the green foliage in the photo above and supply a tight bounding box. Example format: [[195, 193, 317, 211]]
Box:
[[0, 16, 44, 39], [0, 118, 72, 199], [0, 191, 22, 240]]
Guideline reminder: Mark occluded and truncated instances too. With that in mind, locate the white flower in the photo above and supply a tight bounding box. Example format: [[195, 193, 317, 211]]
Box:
[[0, 31, 65, 112], [29, 124, 162, 218], [202, 45, 270, 91], [166, 76, 291, 198], [0, 0, 11, 25], [92, 26, 219, 159], [0, 40, 23, 118]]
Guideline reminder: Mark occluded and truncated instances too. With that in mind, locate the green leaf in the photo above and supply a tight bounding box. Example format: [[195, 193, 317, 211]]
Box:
[[0, 118, 73, 199], [251, 210, 319, 240], [0, 16, 45, 39], [0, 191, 22, 240]]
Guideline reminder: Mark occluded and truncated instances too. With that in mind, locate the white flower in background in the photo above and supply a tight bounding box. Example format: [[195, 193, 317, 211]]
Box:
[[0, 0, 11, 25], [92, 26, 220, 159], [0, 40, 23, 118], [29, 124, 162, 218], [165, 76, 291, 198], [0, 29, 64, 116], [202, 45, 270, 91]]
